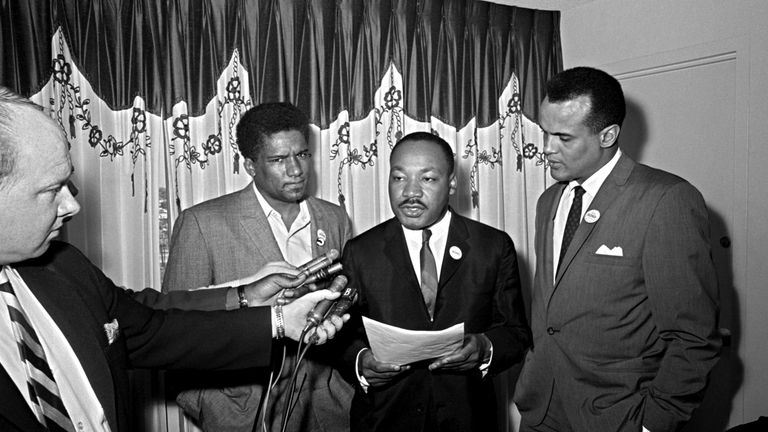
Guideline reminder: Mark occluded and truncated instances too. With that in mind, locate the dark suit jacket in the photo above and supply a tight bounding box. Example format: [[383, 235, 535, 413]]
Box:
[[162, 183, 354, 432], [341, 211, 531, 432], [514, 155, 721, 432], [0, 241, 273, 432]]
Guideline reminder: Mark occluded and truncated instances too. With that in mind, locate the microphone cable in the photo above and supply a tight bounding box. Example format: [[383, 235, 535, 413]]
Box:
[[252, 344, 287, 432], [279, 325, 314, 432]]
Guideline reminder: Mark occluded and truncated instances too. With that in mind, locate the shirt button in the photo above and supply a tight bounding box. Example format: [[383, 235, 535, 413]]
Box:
[[547, 327, 557, 335], [77, 421, 84, 430]]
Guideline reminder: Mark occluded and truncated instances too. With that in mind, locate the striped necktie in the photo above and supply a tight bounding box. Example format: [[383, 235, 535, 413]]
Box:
[[420, 229, 438, 320], [0, 281, 75, 432]]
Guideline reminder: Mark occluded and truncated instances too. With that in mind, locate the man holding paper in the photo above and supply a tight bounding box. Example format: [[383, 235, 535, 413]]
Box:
[[340, 132, 532, 432]]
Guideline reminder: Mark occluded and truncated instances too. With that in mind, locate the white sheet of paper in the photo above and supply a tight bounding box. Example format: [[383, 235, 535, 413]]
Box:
[[363, 316, 464, 365]]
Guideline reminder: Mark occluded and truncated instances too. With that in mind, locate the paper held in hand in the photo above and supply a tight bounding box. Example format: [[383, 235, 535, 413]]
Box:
[[363, 317, 464, 365]]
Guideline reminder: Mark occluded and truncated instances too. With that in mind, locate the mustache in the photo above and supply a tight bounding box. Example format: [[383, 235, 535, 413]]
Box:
[[399, 198, 426, 208]]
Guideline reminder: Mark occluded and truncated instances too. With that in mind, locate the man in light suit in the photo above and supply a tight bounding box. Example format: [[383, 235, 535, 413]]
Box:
[[0, 88, 346, 431], [514, 67, 721, 432], [163, 102, 354, 432], [341, 132, 532, 432]]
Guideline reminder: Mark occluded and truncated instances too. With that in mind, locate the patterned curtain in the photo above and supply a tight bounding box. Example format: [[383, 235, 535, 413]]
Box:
[[1, 1, 561, 431]]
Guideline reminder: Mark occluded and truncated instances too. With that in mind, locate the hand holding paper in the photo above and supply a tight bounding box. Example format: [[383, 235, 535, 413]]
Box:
[[428, 333, 492, 372], [358, 349, 410, 388]]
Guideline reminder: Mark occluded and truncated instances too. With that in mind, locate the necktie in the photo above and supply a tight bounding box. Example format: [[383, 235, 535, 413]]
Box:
[[0, 281, 75, 432], [420, 229, 438, 320], [558, 185, 585, 270]]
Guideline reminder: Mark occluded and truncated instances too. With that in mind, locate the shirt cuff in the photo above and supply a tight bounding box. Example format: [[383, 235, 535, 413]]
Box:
[[642, 427, 651, 432], [356, 348, 371, 393], [479, 337, 493, 378]]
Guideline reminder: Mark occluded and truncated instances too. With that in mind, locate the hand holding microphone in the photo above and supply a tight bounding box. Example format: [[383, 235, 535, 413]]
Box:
[[280, 275, 350, 344], [278, 250, 341, 305]]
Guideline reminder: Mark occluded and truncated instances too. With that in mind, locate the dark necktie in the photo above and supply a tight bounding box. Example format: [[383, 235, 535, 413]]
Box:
[[558, 185, 585, 270], [0, 281, 75, 432], [420, 229, 438, 320]]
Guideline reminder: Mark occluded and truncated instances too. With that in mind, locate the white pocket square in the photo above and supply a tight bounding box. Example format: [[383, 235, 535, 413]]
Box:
[[104, 319, 120, 345], [596, 245, 623, 256]]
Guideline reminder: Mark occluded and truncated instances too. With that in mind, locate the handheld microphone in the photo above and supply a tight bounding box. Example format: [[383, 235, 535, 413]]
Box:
[[302, 262, 343, 286], [325, 286, 357, 319], [308, 286, 357, 345], [297, 249, 339, 279], [305, 275, 348, 328]]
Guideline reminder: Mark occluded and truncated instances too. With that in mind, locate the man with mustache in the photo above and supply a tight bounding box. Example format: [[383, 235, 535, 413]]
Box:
[[163, 102, 354, 432], [340, 132, 532, 431]]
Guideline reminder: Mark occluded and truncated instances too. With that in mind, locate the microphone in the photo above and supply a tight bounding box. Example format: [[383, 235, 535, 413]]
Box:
[[302, 262, 343, 286], [276, 261, 344, 306], [297, 249, 339, 279], [305, 275, 348, 328], [325, 286, 357, 319], [308, 286, 357, 345]]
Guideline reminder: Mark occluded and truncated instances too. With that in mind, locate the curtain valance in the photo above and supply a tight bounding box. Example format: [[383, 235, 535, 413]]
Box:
[[1, 0, 560, 127]]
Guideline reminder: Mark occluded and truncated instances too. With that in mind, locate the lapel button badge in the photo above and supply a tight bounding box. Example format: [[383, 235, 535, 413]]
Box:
[[584, 209, 600, 224], [449, 246, 462, 260]]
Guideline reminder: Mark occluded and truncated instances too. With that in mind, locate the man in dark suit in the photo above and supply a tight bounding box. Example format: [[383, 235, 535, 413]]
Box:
[[514, 67, 721, 432], [0, 87, 346, 432], [341, 132, 532, 432], [162, 102, 354, 432]]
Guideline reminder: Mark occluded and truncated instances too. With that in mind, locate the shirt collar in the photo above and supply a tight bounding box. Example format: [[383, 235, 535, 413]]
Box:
[[401, 207, 452, 240], [568, 149, 622, 197], [252, 183, 309, 227]]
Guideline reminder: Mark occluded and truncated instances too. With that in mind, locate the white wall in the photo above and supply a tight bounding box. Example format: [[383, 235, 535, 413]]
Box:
[[562, 0, 768, 429]]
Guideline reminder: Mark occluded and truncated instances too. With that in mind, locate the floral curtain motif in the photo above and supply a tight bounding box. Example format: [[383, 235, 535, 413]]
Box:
[[46, 30, 153, 204], [4, 2, 561, 431]]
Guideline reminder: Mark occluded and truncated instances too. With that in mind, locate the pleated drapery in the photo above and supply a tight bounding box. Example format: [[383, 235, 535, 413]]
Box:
[[2, 0, 559, 125], [1, 1, 561, 431]]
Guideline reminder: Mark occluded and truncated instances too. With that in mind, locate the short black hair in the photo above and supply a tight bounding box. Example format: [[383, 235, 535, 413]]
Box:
[[545, 67, 626, 134], [236, 102, 310, 160], [391, 131, 455, 174]]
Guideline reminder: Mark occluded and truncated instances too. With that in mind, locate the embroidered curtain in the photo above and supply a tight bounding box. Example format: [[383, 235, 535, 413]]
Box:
[[1, 1, 561, 431]]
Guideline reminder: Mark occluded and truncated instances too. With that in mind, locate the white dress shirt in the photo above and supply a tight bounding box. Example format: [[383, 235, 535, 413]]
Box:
[[0, 266, 111, 431], [253, 185, 313, 267]]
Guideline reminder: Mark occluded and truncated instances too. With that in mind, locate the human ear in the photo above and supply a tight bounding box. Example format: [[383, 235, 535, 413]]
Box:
[[599, 124, 620, 148]]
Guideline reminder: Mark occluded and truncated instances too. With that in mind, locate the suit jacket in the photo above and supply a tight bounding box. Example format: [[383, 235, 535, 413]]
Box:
[[162, 183, 354, 432], [0, 242, 273, 432], [514, 154, 721, 432], [341, 211, 531, 432]]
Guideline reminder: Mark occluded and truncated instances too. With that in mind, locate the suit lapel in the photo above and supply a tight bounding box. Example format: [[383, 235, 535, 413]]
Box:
[[541, 183, 566, 303], [306, 198, 339, 257], [16, 265, 118, 429], [0, 365, 45, 431], [553, 155, 635, 288], [439, 212, 468, 288], [236, 184, 284, 262], [382, 219, 423, 311]]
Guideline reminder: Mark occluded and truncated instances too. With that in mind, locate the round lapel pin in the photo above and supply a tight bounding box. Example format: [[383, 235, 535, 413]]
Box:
[[584, 209, 600, 224], [449, 246, 462, 260]]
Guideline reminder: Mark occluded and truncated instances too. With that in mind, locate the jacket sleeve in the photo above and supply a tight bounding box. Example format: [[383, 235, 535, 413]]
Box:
[[56, 243, 274, 370], [127, 286, 227, 312], [483, 233, 532, 375], [641, 182, 721, 431], [162, 209, 215, 293]]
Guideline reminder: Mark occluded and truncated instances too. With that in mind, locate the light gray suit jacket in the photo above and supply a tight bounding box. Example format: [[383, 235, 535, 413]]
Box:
[[514, 154, 721, 432], [162, 183, 353, 432]]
